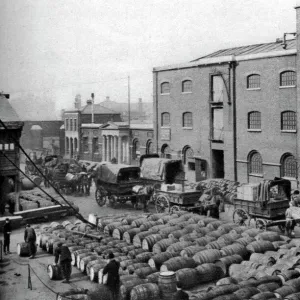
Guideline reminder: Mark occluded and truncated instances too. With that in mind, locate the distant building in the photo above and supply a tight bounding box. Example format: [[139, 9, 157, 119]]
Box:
[[63, 95, 122, 159], [99, 96, 153, 122]]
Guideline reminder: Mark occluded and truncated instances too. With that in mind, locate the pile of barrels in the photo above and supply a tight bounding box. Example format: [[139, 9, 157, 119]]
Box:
[[37, 212, 300, 300]]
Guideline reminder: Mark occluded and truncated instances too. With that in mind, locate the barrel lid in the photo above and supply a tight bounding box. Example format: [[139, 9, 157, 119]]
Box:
[[160, 271, 175, 276]]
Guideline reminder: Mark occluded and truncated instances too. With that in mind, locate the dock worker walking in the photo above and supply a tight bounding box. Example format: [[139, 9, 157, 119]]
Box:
[[3, 218, 12, 255], [24, 224, 36, 259], [54, 242, 72, 284], [103, 252, 120, 300]]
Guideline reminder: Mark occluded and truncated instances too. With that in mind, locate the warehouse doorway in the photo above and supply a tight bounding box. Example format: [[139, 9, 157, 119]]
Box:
[[212, 150, 224, 178]]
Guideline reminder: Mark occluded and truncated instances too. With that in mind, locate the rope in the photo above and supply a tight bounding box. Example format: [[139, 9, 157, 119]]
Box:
[[10, 257, 86, 299]]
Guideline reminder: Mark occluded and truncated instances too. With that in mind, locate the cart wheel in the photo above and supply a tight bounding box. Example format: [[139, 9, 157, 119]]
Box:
[[278, 224, 286, 233], [233, 208, 250, 226], [155, 195, 170, 213], [95, 187, 107, 207], [256, 219, 267, 231], [170, 205, 181, 214], [108, 196, 117, 209]]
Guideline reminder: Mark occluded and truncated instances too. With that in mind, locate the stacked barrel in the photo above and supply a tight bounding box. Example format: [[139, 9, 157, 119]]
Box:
[[37, 212, 300, 300]]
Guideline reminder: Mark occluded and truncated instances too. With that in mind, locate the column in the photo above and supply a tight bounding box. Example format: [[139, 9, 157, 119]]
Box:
[[105, 135, 109, 161], [111, 135, 115, 159], [118, 136, 122, 163], [114, 136, 118, 162], [108, 136, 112, 161], [102, 135, 106, 161]]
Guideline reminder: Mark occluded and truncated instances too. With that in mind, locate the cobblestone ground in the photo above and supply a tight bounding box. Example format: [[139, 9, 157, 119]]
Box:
[[1, 183, 299, 300]]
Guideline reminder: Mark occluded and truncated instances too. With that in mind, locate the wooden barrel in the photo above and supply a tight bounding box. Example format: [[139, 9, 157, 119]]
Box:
[[135, 252, 153, 263], [135, 267, 157, 279], [148, 213, 168, 222], [142, 234, 164, 251], [204, 284, 240, 299], [180, 245, 205, 258], [206, 240, 229, 250], [133, 231, 153, 248], [84, 242, 101, 251], [57, 291, 90, 300], [166, 241, 194, 254], [150, 224, 169, 234], [179, 233, 203, 242], [283, 293, 300, 300], [65, 224, 77, 231], [193, 227, 210, 235], [17, 242, 30, 257], [158, 271, 177, 300], [242, 228, 261, 238], [218, 232, 241, 244], [40, 234, 52, 250], [246, 241, 276, 254], [198, 217, 220, 227], [86, 259, 105, 277], [283, 278, 300, 290], [98, 268, 108, 284], [120, 274, 139, 283], [215, 254, 243, 275], [220, 243, 249, 259], [218, 223, 239, 234], [195, 263, 225, 283], [119, 278, 147, 300], [274, 286, 298, 299], [140, 221, 165, 231], [128, 248, 146, 259], [255, 232, 281, 242], [93, 245, 112, 255], [104, 222, 122, 235], [160, 257, 197, 272], [89, 262, 107, 282], [176, 268, 200, 289], [112, 225, 133, 240], [257, 282, 281, 292], [122, 216, 140, 225], [192, 249, 222, 264], [206, 230, 223, 239], [71, 249, 90, 266], [131, 218, 148, 227], [120, 259, 137, 270], [216, 277, 238, 286], [152, 238, 178, 254], [130, 283, 160, 300], [76, 252, 94, 268], [146, 272, 160, 284], [123, 228, 141, 244], [235, 236, 256, 247], [233, 287, 260, 299], [119, 245, 136, 255], [127, 263, 149, 274], [194, 236, 216, 246], [62, 220, 71, 228], [278, 270, 300, 284], [79, 255, 100, 273], [250, 292, 276, 300], [47, 264, 63, 280], [158, 214, 179, 224], [148, 252, 177, 270], [250, 253, 277, 266]]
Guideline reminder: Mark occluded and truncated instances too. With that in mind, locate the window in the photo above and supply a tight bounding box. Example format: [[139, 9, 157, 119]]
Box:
[[74, 138, 78, 152], [281, 154, 297, 178], [248, 111, 261, 130], [183, 112, 193, 128], [146, 140, 155, 154], [212, 76, 224, 102], [0, 143, 14, 151], [249, 152, 263, 175], [247, 74, 260, 89], [281, 111, 296, 131], [280, 71, 296, 87], [65, 119, 69, 131], [183, 147, 194, 164], [70, 119, 73, 131], [74, 119, 77, 131], [83, 137, 89, 152], [93, 137, 99, 153], [182, 80, 192, 93], [66, 137, 69, 153], [161, 144, 171, 158], [161, 112, 170, 126], [212, 108, 224, 141], [132, 139, 140, 160], [161, 82, 170, 94]]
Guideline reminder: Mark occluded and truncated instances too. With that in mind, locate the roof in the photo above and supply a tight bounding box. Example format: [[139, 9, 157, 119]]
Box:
[[81, 123, 102, 128], [130, 124, 153, 130], [0, 95, 21, 123], [193, 39, 296, 61], [80, 103, 120, 115]]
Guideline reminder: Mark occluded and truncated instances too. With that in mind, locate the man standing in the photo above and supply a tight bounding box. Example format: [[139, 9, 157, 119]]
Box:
[[103, 252, 120, 300], [54, 242, 72, 284], [3, 218, 11, 255], [24, 224, 36, 259]]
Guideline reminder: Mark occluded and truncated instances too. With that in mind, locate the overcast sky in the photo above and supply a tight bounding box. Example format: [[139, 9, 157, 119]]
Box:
[[0, 0, 297, 117]]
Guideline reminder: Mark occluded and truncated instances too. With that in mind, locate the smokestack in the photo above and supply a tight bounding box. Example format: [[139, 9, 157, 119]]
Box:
[[91, 93, 95, 123]]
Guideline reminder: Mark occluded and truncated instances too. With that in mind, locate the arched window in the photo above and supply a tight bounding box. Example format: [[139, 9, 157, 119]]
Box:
[[146, 140, 155, 154], [280, 71, 296, 87], [161, 144, 171, 158], [281, 153, 297, 178], [249, 151, 263, 175], [182, 80, 192, 93], [248, 111, 261, 130], [247, 74, 260, 89], [183, 112, 193, 128], [161, 82, 170, 94], [74, 138, 78, 152], [66, 137, 69, 153], [183, 146, 194, 164], [161, 112, 170, 126], [281, 111, 296, 131]]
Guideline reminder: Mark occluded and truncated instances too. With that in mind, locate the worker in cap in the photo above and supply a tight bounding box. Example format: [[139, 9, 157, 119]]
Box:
[[103, 252, 120, 300], [24, 224, 36, 259], [54, 242, 72, 283]]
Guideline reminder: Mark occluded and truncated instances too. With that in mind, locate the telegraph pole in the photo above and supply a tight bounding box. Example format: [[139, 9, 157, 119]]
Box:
[[128, 76, 131, 165]]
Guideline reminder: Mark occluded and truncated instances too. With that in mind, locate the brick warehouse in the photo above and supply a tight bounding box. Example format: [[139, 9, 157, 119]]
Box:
[[153, 4, 300, 188]]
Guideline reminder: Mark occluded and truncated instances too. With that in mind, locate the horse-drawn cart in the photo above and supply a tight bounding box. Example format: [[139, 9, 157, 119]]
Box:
[[94, 163, 141, 208], [139, 157, 202, 213], [232, 178, 291, 231]]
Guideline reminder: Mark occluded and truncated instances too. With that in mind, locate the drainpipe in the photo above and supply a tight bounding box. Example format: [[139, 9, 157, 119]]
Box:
[[153, 70, 159, 154], [231, 60, 238, 182]]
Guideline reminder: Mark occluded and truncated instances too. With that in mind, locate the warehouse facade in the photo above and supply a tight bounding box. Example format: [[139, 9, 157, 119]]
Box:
[[153, 33, 299, 186]]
